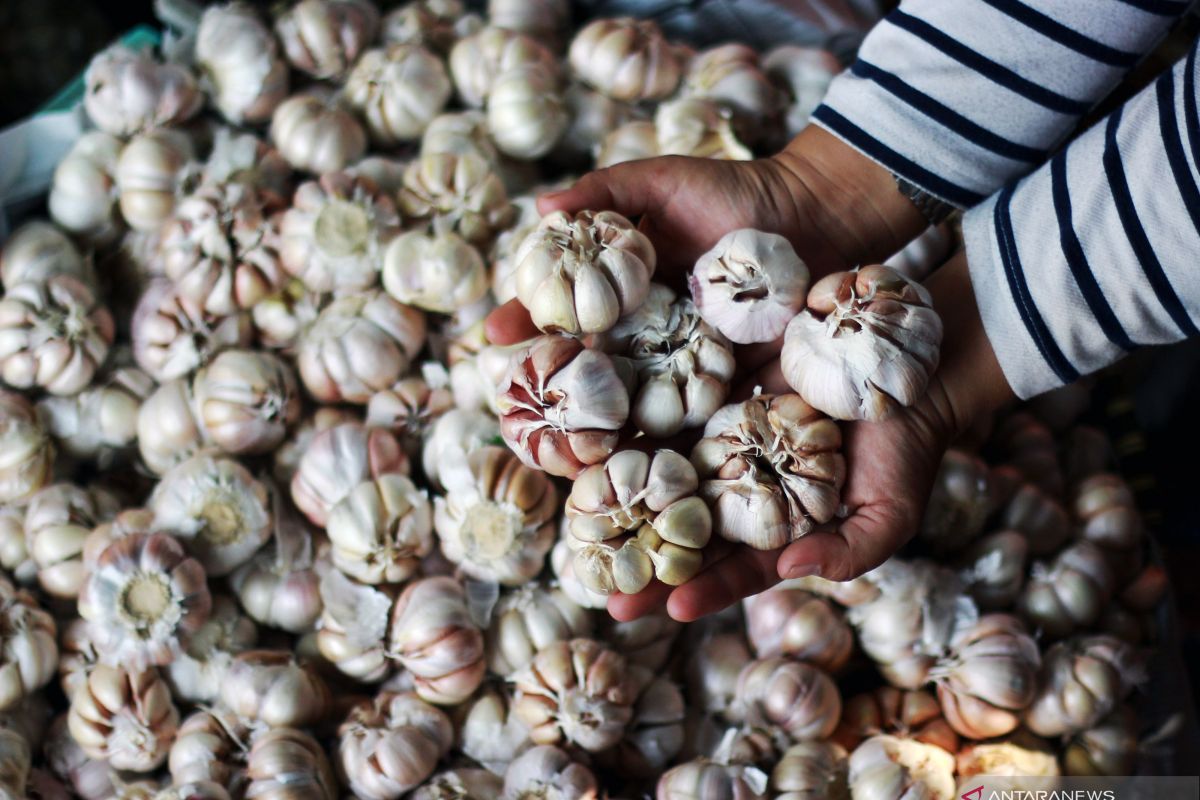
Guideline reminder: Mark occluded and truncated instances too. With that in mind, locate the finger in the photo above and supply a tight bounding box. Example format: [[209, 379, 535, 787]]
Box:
[[485, 299, 540, 345], [607, 581, 673, 622], [537, 160, 665, 218], [775, 504, 914, 582], [665, 546, 782, 622]]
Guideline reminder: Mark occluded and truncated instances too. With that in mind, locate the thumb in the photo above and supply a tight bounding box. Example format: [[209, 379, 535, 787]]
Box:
[[537, 159, 668, 218]]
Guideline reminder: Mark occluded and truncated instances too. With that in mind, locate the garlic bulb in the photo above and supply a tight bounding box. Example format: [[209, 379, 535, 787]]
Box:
[[1000, 482, 1070, 556], [131, 280, 253, 382], [136, 379, 206, 476], [366, 373, 455, 456], [0, 221, 90, 288], [0, 277, 114, 396], [229, 516, 324, 634], [275, 0, 380, 79], [448, 339, 525, 415], [596, 120, 659, 168], [486, 583, 591, 675], [488, 0, 570, 46], [763, 46, 840, 139], [344, 45, 452, 145], [0, 390, 52, 505], [382, 0, 467, 52], [1063, 707, 1138, 776], [192, 349, 301, 455], [115, 130, 194, 233], [49, 133, 123, 241], [421, 111, 499, 163], [655, 97, 753, 161], [604, 672, 686, 776], [458, 686, 529, 773], [149, 456, 271, 577], [382, 229, 489, 313], [315, 569, 393, 682], [957, 530, 1029, 610], [992, 412, 1065, 498], [555, 83, 631, 166], [412, 769, 503, 800], [603, 611, 682, 671], [271, 92, 367, 175], [512, 638, 636, 751], [730, 658, 841, 741], [956, 739, 1060, 779], [251, 280, 326, 353], [220, 650, 331, 728], [397, 152, 513, 246], [487, 65, 570, 160], [79, 508, 158, 576], [297, 291, 426, 403], [195, 3, 289, 124], [45, 713, 116, 800], [782, 266, 942, 421], [682, 44, 780, 140], [568, 18, 681, 102], [0, 577, 57, 709], [450, 27, 558, 108], [497, 335, 630, 478], [0, 728, 30, 800], [420, 408, 500, 491], [1019, 541, 1114, 639], [163, 595, 257, 704], [84, 45, 201, 136], [201, 128, 293, 205], [24, 483, 119, 599], [919, 450, 991, 553], [1024, 636, 1143, 737], [67, 665, 179, 772], [1072, 473, 1143, 551], [58, 619, 101, 699], [657, 759, 769, 800], [291, 422, 409, 526], [327, 474, 433, 584], [846, 735, 956, 800], [550, 537, 609, 610], [772, 741, 848, 800], [387, 577, 486, 705], [38, 363, 150, 468], [834, 687, 958, 755], [744, 589, 853, 673], [513, 209, 656, 336], [687, 632, 753, 714], [692, 394, 845, 550], [502, 745, 599, 800], [244, 727, 337, 800], [337, 692, 453, 800], [0, 510, 31, 585]]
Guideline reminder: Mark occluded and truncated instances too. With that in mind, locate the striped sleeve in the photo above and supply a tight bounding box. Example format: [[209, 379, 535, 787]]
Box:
[[962, 39, 1200, 398], [811, 0, 1188, 206]]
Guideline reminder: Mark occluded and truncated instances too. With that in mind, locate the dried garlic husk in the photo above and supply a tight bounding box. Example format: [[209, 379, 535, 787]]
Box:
[[345, 45, 452, 145], [1001, 482, 1070, 556], [327, 474, 432, 584], [38, 363, 150, 468], [421, 408, 500, 491], [763, 46, 840, 139], [411, 769, 503, 800], [450, 26, 558, 107], [397, 152, 513, 247], [271, 92, 366, 175], [0, 221, 91, 288], [168, 708, 251, 792], [136, 379, 206, 476], [421, 111, 499, 163], [550, 537, 609, 610], [221, 650, 331, 728], [744, 589, 853, 673], [957, 531, 1029, 610], [931, 615, 1039, 740], [275, 0, 379, 79], [488, 0, 570, 45], [115, 130, 194, 233], [596, 120, 659, 168], [0, 577, 57, 709], [315, 570, 393, 682], [434, 445, 557, 585], [1019, 541, 1114, 639], [833, 687, 958, 755], [772, 741, 848, 800], [487, 65, 569, 160], [0, 391, 52, 505], [337, 692, 453, 800], [387, 577, 486, 705], [24, 483, 119, 599], [163, 595, 257, 704], [291, 422, 409, 526], [487, 583, 592, 675], [514, 209, 655, 336], [148, 456, 271, 577], [919, 450, 991, 553], [366, 372, 454, 457], [1063, 706, 1138, 776], [195, 3, 288, 124], [0, 278, 114, 396], [130, 280, 253, 382], [957, 738, 1060, 779], [847, 735, 956, 800], [1024, 635, 1143, 737], [782, 266, 942, 421], [49, 133, 123, 241], [297, 291, 426, 403], [1073, 473, 1143, 551], [382, 229, 489, 313], [68, 665, 179, 772], [192, 350, 300, 455], [655, 97, 753, 161], [657, 759, 768, 800], [692, 394, 845, 550], [84, 44, 201, 136], [497, 335, 630, 478], [687, 632, 753, 714], [568, 17, 680, 102], [244, 727, 337, 800], [457, 685, 529, 773], [681, 44, 780, 141], [730, 657, 841, 741], [502, 745, 599, 800]]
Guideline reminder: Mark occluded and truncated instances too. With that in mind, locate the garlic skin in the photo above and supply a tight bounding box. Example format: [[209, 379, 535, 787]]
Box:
[[502, 745, 599, 800], [730, 657, 841, 741], [487, 65, 570, 160], [957, 530, 1029, 610], [49, 133, 123, 241], [149, 456, 272, 577], [411, 769, 503, 800], [0, 278, 114, 396], [692, 394, 845, 550], [387, 577, 486, 705], [744, 589, 853, 673], [434, 445, 557, 585], [919, 450, 991, 554], [271, 92, 367, 175], [83, 45, 201, 136], [1072, 473, 1143, 551], [291, 422, 409, 527], [655, 97, 753, 161], [327, 474, 433, 584], [192, 350, 301, 455], [163, 595, 257, 704], [1019, 541, 1114, 639], [0, 221, 91, 288], [0, 577, 57, 709], [497, 335, 630, 478], [245, 727, 337, 800], [251, 280, 326, 353], [783, 265, 942, 421], [220, 650, 331, 728], [136, 379, 206, 476], [514, 209, 656, 336], [315, 569, 393, 682], [763, 46, 841, 139], [115, 130, 194, 233], [957, 739, 1060, 779], [658, 759, 769, 800], [0, 728, 30, 800], [297, 291, 427, 404], [337, 692, 453, 800], [67, 665, 179, 772], [130, 280, 253, 383], [686, 632, 753, 714], [847, 735, 956, 800], [421, 111, 499, 164], [397, 152, 514, 247], [772, 741, 848, 800], [366, 372, 455, 457], [568, 18, 681, 102], [1063, 707, 1138, 776], [486, 583, 592, 675], [195, 3, 289, 125], [450, 27, 558, 108], [276, 0, 380, 79], [457, 686, 529, 773], [834, 687, 959, 755], [596, 120, 659, 169], [682, 44, 780, 140], [345, 45, 452, 145], [24, 483, 119, 599], [0, 391, 52, 505], [1024, 635, 1143, 737], [421, 408, 500, 491], [382, 230, 489, 314], [39, 363, 150, 468]]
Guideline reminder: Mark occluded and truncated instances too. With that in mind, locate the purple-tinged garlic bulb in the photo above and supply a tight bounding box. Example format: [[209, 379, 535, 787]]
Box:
[[327, 474, 432, 585], [290, 422, 409, 527], [275, 0, 380, 79], [846, 735, 956, 800], [744, 589, 853, 673], [657, 759, 768, 800], [992, 412, 1064, 498], [568, 17, 681, 102], [730, 657, 841, 742], [67, 665, 178, 772], [168, 708, 252, 792], [604, 671, 686, 776], [687, 632, 753, 715], [919, 450, 991, 553], [44, 714, 116, 800], [387, 577, 486, 705], [195, 3, 288, 125], [366, 372, 455, 457], [337, 692, 453, 800], [1024, 635, 1144, 737], [487, 583, 592, 676], [1072, 473, 1143, 551], [163, 595, 256, 705], [382, 230, 489, 314], [397, 152, 513, 247], [345, 45, 452, 145], [192, 350, 300, 456], [0, 576, 57, 710], [23, 483, 119, 599], [502, 745, 599, 800], [84, 44, 201, 136], [244, 728, 337, 800], [220, 650, 331, 729], [1019, 541, 1114, 639], [1001, 482, 1070, 556], [130, 281, 253, 382], [0, 727, 30, 800], [771, 741, 848, 800], [49, 133, 124, 242], [114, 130, 194, 233], [833, 687, 959, 755]]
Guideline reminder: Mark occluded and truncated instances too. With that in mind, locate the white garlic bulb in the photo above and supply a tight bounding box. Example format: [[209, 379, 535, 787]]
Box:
[[381, 0, 468, 52], [271, 92, 367, 174], [192, 349, 301, 456], [957, 530, 1029, 611], [486, 583, 592, 675], [1019, 541, 1114, 639], [344, 45, 452, 145], [657, 759, 768, 800], [488, 0, 570, 46], [45, 713, 116, 800], [744, 589, 853, 673], [514, 209, 656, 336], [502, 745, 599, 800], [382, 229, 489, 314], [130, 280, 253, 382], [682, 44, 780, 140], [846, 735, 956, 800], [366, 372, 455, 457], [604, 671, 686, 776], [730, 657, 841, 741], [327, 474, 433, 584], [1001, 482, 1070, 556], [49, 133, 123, 241], [195, 3, 289, 124], [1073, 473, 1143, 551], [23, 483, 119, 599], [411, 769, 503, 800], [568, 17, 681, 102], [487, 65, 570, 160], [250, 280, 326, 353], [244, 727, 337, 800], [763, 46, 841, 139], [315, 569, 392, 682], [220, 650, 331, 728], [450, 26, 558, 108], [992, 412, 1064, 498], [397, 152, 513, 246], [201, 127, 293, 205], [0, 221, 91, 288], [458, 686, 529, 773], [0, 390, 52, 505], [596, 120, 659, 168], [38, 363, 151, 468], [692, 394, 845, 550], [291, 422, 409, 526], [337, 692, 453, 800], [84, 44, 201, 136], [387, 576, 486, 705], [420, 407, 500, 491], [420, 111, 499, 163], [115, 130, 194, 233], [1062, 707, 1138, 776], [275, 0, 380, 79], [0, 509, 32, 585], [919, 450, 991, 553], [687, 632, 753, 714], [68, 665, 179, 772], [655, 97, 753, 161], [229, 518, 324, 634], [772, 741, 848, 800], [162, 595, 257, 704], [603, 611, 682, 672], [1024, 636, 1143, 737], [136, 379, 207, 476], [0, 577, 57, 710], [555, 83, 631, 166]]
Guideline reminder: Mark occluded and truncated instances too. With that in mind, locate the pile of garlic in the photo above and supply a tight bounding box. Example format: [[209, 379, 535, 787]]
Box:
[[0, 1, 1175, 798]]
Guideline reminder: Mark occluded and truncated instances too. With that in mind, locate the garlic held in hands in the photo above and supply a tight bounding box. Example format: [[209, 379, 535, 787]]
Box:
[[67, 665, 179, 772], [397, 152, 513, 247], [275, 0, 380, 79], [1023, 635, 1144, 737], [271, 92, 367, 175], [337, 692, 453, 800], [84, 45, 201, 136], [690, 229, 808, 345], [192, 350, 301, 455], [291, 423, 409, 526], [692, 394, 845, 550], [514, 209, 655, 336], [487, 66, 570, 160], [657, 760, 769, 800], [0, 577, 57, 709], [503, 745, 600, 800], [449, 27, 558, 108], [497, 335, 630, 479], [245, 727, 337, 800], [782, 265, 943, 422], [195, 4, 289, 125], [730, 657, 842, 741], [744, 589, 853, 673], [382, 229, 489, 313], [327, 474, 433, 584], [568, 18, 681, 102], [847, 735, 956, 800], [344, 45, 452, 145], [221, 650, 331, 728], [387, 577, 486, 705]]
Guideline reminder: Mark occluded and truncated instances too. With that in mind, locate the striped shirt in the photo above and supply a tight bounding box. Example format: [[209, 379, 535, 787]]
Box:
[[811, 0, 1199, 398]]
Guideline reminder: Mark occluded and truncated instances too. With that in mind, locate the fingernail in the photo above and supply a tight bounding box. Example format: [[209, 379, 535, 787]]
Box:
[[784, 563, 820, 580]]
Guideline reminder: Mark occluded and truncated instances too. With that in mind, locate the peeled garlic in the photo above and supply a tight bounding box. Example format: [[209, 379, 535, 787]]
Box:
[[513, 209, 655, 336], [744, 589, 853, 673], [772, 741, 848, 800], [1024, 636, 1143, 737], [847, 735, 956, 800], [596, 120, 659, 168], [487, 65, 569, 160], [957, 739, 1060, 779], [1063, 707, 1138, 776], [450, 26, 558, 107], [244, 727, 337, 800], [730, 657, 841, 741], [84, 44, 201, 136], [497, 335, 630, 478], [193, 349, 301, 455], [568, 17, 681, 102], [130, 281, 253, 382], [763, 46, 840, 139], [24, 483, 119, 599], [397, 152, 513, 246], [412, 769, 503, 800], [195, 3, 289, 124], [221, 650, 331, 728], [919, 450, 990, 553], [387, 577, 486, 705], [49, 133, 123, 241], [486, 583, 592, 675], [276, 0, 379, 79], [297, 291, 427, 404], [67, 665, 179, 772], [328, 474, 433, 584], [420, 408, 500, 491], [115, 130, 194, 233], [1001, 482, 1070, 556], [271, 92, 367, 175], [0, 390, 53, 505], [502, 745, 599, 800], [692, 394, 845, 550], [163, 595, 257, 704], [345, 45, 452, 145], [338, 692, 453, 800], [0, 577, 57, 710], [291, 422, 409, 526], [382, 230, 489, 314], [655, 97, 753, 161], [957, 530, 1029, 610], [1019, 541, 1114, 639]]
